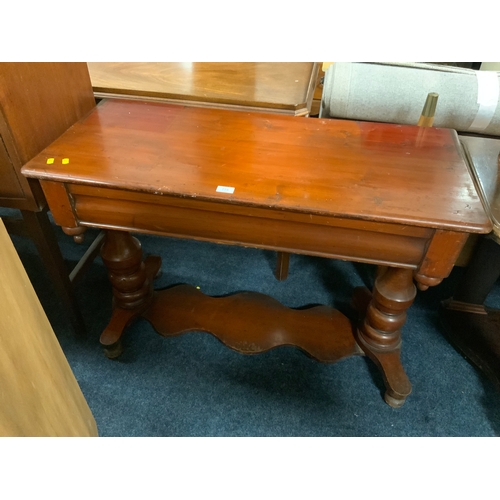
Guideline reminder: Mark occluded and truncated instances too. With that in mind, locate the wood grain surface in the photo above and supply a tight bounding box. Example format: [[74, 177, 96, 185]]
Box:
[[143, 284, 363, 362], [0, 219, 97, 436], [0, 62, 96, 210], [87, 62, 318, 115], [18, 99, 493, 407], [22, 99, 491, 233], [460, 135, 500, 232]]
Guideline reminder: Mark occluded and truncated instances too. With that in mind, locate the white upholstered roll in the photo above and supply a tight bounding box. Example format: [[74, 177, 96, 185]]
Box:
[[320, 62, 500, 136]]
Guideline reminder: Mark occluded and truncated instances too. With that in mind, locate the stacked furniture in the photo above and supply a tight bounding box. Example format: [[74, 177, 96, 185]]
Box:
[[0, 63, 99, 333]]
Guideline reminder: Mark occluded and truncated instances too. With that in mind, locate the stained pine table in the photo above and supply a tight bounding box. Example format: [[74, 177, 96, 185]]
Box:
[[21, 99, 491, 407]]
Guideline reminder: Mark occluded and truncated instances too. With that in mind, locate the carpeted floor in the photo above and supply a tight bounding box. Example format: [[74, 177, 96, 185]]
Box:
[[2, 208, 500, 436]]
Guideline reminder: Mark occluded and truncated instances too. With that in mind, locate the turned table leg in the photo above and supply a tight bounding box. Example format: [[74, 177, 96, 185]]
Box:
[[355, 266, 416, 408], [99, 230, 161, 358]]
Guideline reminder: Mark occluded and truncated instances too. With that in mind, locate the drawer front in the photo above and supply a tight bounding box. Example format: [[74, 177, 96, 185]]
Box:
[[67, 185, 432, 268]]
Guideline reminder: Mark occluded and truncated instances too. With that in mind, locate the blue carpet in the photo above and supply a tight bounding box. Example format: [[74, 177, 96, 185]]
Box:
[[2, 208, 500, 436]]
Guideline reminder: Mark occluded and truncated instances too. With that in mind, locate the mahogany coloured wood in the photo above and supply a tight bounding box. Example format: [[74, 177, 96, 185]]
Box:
[[87, 63, 319, 278], [87, 62, 320, 116], [21, 99, 492, 407], [21, 100, 490, 232], [0, 63, 97, 334], [0, 63, 96, 211]]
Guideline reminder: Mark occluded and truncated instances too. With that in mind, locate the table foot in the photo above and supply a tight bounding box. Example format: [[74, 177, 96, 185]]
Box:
[[356, 332, 412, 407], [100, 306, 144, 349], [384, 391, 406, 409], [143, 284, 363, 363], [353, 266, 416, 407], [103, 339, 124, 359]]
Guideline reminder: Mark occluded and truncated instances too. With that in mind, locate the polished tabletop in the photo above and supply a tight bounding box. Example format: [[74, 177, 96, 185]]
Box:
[[87, 62, 319, 115], [22, 99, 490, 233], [460, 135, 500, 231]]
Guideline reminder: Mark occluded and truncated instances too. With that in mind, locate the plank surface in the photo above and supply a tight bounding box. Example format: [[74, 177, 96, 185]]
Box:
[[87, 62, 318, 113], [22, 99, 491, 233], [0, 219, 97, 436]]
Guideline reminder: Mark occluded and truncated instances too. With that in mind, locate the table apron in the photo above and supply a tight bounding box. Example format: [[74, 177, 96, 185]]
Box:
[[65, 185, 433, 269]]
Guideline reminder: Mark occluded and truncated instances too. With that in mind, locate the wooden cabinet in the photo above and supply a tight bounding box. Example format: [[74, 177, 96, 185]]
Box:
[[0, 63, 96, 332], [0, 63, 96, 209]]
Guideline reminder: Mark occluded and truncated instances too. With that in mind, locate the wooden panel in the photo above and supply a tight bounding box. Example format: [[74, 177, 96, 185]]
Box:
[[143, 284, 363, 362], [87, 62, 319, 114], [69, 184, 434, 237], [70, 190, 430, 267], [0, 63, 96, 165], [418, 229, 470, 279], [0, 63, 96, 210], [39, 180, 80, 229], [0, 134, 23, 199], [0, 219, 97, 437], [22, 99, 491, 233]]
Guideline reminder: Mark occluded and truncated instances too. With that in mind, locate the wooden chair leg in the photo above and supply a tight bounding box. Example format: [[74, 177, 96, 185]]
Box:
[[275, 251, 290, 281], [20, 209, 85, 335]]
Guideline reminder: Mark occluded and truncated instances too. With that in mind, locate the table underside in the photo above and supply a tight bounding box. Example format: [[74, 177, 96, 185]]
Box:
[[35, 180, 473, 408]]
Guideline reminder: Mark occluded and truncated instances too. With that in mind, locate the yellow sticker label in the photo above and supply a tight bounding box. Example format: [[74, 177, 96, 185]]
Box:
[[46, 158, 54, 164], [62, 158, 69, 164]]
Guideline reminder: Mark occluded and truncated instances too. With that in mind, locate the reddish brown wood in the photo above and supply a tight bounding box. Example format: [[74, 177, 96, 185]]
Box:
[[414, 230, 469, 290], [99, 230, 161, 357], [100, 230, 155, 310], [66, 184, 432, 267], [143, 284, 362, 362], [22, 100, 490, 233], [87, 64, 320, 281], [20, 99, 493, 406], [0, 63, 96, 211], [355, 267, 416, 407], [0, 63, 96, 333]]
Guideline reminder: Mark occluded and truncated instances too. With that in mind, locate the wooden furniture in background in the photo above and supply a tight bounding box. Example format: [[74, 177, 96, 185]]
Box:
[[0, 219, 97, 436], [87, 62, 320, 281], [441, 136, 500, 390], [87, 62, 320, 116], [22, 100, 491, 407], [0, 63, 98, 333]]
